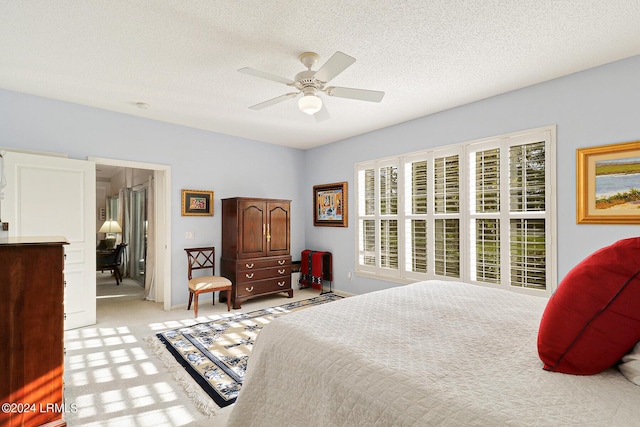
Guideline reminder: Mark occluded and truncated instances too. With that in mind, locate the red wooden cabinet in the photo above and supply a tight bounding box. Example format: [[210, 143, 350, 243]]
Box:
[[0, 237, 68, 427]]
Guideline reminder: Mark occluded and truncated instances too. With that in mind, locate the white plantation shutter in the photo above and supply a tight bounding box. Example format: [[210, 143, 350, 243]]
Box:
[[434, 218, 460, 277], [360, 219, 376, 266], [471, 149, 501, 284], [380, 165, 398, 215], [381, 219, 398, 269], [364, 169, 375, 215], [475, 218, 500, 283], [356, 161, 399, 275], [433, 153, 460, 278], [355, 127, 555, 295], [405, 159, 428, 274], [409, 160, 428, 214], [407, 219, 427, 273], [510, 142, 546, 212], [380, 165, 398, 270], [358, 168, 376, 266], [434, 155, 460, 213], [510, 218, 546, 289], [508, 141, 547, 289], [475, 149, 500, 212]]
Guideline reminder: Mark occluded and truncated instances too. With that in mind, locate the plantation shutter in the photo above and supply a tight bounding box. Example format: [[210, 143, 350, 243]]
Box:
[[355, 126, 554, 295], [510, 142, 546, 212], [380, 165, 398, 269], [433, 154, 460, 277], [476, 149, 500, 212], [434, 155, 460, 214], [510, 218, 546, 289], [358, 167, 376, 266], [509, 141, 546, 289], [405, 159, 428, 273], [434, 218, 460, 277], [473, 149, 501, 283], [475, 218, 500, 283]]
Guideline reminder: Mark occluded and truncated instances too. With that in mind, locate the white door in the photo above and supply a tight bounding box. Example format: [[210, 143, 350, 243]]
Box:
[[1, 151, 96, 329]]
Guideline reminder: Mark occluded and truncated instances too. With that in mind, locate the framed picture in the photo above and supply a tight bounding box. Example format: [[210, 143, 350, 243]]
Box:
[[182, 189, 214, 216], [314, 182, 347, 227], [576, 140, 640, 224]]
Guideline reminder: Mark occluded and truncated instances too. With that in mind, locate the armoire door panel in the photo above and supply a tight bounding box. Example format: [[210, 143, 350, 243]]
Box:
[[239, 202, 266, 257], [267, 203, 290, 255]]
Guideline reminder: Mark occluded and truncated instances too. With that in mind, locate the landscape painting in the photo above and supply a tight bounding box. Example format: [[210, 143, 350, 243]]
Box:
[[576, 141, 640, 224], [595, 157, 640, 210]]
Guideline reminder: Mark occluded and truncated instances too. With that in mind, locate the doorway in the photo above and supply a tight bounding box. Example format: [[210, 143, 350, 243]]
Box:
[[91, 156, 172, 310]]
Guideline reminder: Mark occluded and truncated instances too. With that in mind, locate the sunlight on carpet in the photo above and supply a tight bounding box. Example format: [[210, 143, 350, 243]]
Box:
[[148, 294, 344, 413]]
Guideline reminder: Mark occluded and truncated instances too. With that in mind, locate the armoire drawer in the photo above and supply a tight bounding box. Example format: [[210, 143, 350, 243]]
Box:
[[236, 266, 291, 283], [235, 277, 292, 297], [238, 256, 291, 271]]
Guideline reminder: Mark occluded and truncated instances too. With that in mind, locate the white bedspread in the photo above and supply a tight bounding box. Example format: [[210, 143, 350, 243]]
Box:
[[227, 280, 640, 426]]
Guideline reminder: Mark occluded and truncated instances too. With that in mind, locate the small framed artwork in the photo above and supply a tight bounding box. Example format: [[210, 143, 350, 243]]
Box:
[[313, 182, 347, 227], [182, 189, 214, 216], [576, 140, 640, 224]]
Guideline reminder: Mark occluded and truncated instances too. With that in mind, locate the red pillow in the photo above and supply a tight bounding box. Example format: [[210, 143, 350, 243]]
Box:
[[537, 237, 640, 375]]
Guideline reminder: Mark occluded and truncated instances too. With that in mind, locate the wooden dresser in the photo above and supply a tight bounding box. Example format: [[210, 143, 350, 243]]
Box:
[[221, 197, 292, 309], [0, 236, 68, 427]]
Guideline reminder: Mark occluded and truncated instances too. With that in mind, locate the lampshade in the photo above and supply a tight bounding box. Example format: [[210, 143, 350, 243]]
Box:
[[99, 220, 122, 233], [298, 94, 322, 115]]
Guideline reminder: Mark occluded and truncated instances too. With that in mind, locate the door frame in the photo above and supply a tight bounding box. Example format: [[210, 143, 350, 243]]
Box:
[[89, 157, 172, 310]]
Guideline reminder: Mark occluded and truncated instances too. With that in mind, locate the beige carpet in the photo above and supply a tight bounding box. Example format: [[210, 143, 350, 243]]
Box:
[[63, 272, 323, 426]]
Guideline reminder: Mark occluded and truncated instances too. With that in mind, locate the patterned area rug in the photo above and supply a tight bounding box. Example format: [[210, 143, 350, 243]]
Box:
[[152, 293, 343, 410]]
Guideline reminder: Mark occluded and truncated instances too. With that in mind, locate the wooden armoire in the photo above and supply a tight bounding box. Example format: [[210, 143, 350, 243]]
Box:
[[0, 237, 68, 427], [221, 197, 292, 309]]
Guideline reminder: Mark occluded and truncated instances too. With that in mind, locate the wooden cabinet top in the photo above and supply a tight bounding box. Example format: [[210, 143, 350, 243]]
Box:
[[0, 236, 68, 247], [222, 197, 291, 203]]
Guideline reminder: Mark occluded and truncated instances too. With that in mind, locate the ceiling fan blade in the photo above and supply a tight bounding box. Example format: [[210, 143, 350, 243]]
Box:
[[313, 51, 356, 83], [326, 86, 385, 102], [249, 92, 298, 110], [314, 103, 330, 122], [238, 67, 294, 85]]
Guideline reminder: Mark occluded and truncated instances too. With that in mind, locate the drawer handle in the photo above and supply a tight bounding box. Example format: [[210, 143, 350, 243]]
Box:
[[245, 273, 254, 279], [245, 286, 254, 292], [245, 263, 254, 269], [278, 259, 286, 265], [277, 281, 285, 287], [278, 269, 286, 275]]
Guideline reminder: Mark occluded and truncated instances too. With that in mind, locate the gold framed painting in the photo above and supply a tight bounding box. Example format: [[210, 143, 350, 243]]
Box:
[[576, 140, 640, 224], [313, 182, 347, 227], [181, 189, 214, 216]]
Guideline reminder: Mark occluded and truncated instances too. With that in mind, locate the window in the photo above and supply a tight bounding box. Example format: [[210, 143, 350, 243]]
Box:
[[355, 127, 556, 295]]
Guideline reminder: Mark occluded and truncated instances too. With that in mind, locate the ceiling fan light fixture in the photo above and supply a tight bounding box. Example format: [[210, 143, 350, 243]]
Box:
[[298, 94, 322, 115]]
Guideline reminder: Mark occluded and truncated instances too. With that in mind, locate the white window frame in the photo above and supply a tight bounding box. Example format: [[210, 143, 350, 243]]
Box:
[[354, 126, 557, 296]]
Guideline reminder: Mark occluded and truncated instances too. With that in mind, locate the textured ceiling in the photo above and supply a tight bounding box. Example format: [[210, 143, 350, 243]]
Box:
[[2, 1, 640, 150]]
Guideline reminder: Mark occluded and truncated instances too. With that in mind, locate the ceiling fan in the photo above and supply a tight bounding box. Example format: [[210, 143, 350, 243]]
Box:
[[238, 51, 385, 120]]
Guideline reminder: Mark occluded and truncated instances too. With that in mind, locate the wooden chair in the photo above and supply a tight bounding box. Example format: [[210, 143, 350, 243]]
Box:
[[185, 247, 232, 316], [97, 243, 127, 285]]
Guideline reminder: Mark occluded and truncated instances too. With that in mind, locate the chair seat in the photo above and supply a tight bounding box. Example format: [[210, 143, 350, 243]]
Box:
[[188, 275, 232, 291]]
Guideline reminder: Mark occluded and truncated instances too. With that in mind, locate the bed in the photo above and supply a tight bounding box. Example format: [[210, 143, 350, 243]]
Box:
[[227, 279, 640, 426]]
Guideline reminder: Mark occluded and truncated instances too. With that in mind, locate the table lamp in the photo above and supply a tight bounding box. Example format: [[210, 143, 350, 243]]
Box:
[[99, 220, 122, 248]]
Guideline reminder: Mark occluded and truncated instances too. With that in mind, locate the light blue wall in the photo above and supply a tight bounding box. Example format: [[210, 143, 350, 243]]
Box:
[[303, 54, 640, 295], [2, 54, 639, 303], [0, 90, 306, 306]]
